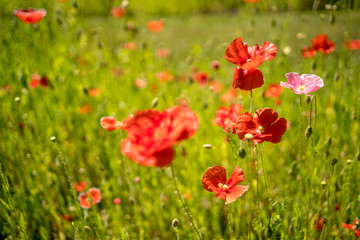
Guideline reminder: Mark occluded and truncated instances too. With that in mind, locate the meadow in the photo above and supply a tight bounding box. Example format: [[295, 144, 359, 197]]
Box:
[[0, 1, 360, 239]]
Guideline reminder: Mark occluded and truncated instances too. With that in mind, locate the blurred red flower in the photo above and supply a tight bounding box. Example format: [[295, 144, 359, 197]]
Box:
[[235, 108, 287, 145], [120, 106, 199, 167], [156, 48, 171, 59], [156, 70, 174, 83], [313, 217, 324, 232], [312, 34, 335, 54], [209, 81, 224, 93], [343, 39, 360, 50], [100, 115, 132, 132], [201, 165, 249, 205], [61, 214, 73, 222], [342, 219, 360, 238], [78, 104, 93, 114], [264, 83, 282, 99], [221, 88, 238, 103], [211, 60, 220, 70], [225, 37, 277, 70], [192, 71, 209, 86], [111, 7, 126, 18], [89, 88, 101, 97], [232, 67, 264, 91], [124, 42, 137, 50], [78, 188, 101, 209], [30, 74, 49, 89], [213, 103, 244, 133], [243, 0, 259, 2], [13, 8, 47, 24], [302, 46, 316, 58], [134, 78, 147, 89], [73, 181, 87, 192], [113, 198, 121, 205], [147, 20, 164, 32]]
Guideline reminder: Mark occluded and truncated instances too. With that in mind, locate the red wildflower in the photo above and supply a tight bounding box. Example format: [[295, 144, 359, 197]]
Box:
[[312, 34, 335, 54], [147, 20, 164, 32], [113, 198, 121, 205], [201, 165, 249, 205], [232, 67, 264, 90], [13, 8, 47, 24], [192, 72, 209, 86], [30, 74, 49, 89], [156, 70, 174, 83], [61, 214, 73, 222], [302, 46, 316, 58], [235, 108, 287, 145], [243, 0, 259, 2], [221, 88, 238, 103], [156, 48, 171, 58], [264, 83, 282, 99], [111, 7, 126, 18], [209, 81, 224, 93], [211, 60, 220, 70], [342, 219, 360, 238], [313, 217, 324, 232], [343, 39, 360, 50], [78, 104, 93, 114], [225, 37, 277, 70], [213, 103, 244, 133], [73, 181, 87, 192], [124, 42, 137, 50], [120, 106, 199, 167], [78, 188, 101, 209], [89, 88, 101, 97], [134, 78, 147, 89]]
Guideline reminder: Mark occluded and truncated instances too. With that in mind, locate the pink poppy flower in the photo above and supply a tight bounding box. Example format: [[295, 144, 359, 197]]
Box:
[[201, 165, 249, 205], [280, 72, 324, 96], [78, 188, 102, 209]]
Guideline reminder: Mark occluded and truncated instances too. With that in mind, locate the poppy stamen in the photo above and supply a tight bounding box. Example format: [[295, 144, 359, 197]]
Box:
[[256, 126, 264, 134], [297, 85, 305, 91]]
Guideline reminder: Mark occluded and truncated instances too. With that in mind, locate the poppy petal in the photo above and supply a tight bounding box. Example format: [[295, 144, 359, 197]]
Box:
[[87, 188, 102, 205], [265, 118, 288, 143], [201, 165, 227, 192], [232, 68, 264, 91], [342, 223, 354, 230], [260, 42, 278, 61], [78, 193, 91, 209], [225, 185, 249, 205], [226, 166, 245, 188], [235, 112, 257, 140], [254, 108, 279, 128], [225, 37, 250, 66]]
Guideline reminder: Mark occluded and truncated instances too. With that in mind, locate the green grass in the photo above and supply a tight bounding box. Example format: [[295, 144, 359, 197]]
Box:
[[0, 5, 360, 240]]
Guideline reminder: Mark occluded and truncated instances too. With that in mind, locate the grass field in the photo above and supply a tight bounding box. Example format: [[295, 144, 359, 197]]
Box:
[[1, 3, 360, 240]]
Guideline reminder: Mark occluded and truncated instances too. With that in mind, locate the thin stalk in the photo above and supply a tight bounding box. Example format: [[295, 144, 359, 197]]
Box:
[[170, 164, 203, 240], [259, 145, 270, 200], [227, 205, 232, 239], [254, 146, 260, 214], [249, 90, 253, 114], [298, 94, 303, 169]]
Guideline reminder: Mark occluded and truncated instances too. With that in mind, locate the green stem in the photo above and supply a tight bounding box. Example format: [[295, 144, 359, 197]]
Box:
[[170, 164, 203, 240], [259, 145, 270, 200], [254, 146, 260, 214], [249, 90, 253, 114]]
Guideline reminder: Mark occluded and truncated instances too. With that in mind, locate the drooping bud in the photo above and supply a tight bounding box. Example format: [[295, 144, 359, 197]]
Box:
[[321, 181, 327, 188], [346, 159, 352, 164], [172, 219, 180, 228], [238, 147, 246, 158], [331, 158, 338, 166], [151, 97, 158, 108], [305, 126, 312, 139]]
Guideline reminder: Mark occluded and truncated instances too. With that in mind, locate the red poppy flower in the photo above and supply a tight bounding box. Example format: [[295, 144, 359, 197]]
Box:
[[134, 78, 147, 89], [111, 7, 126, 18], [147, 20, 164, 32], [343, 39, 360, 50], [313, 217, 324, 232], [78, 188, 102, 209], [235, 108, 287, 145], [78, 104, 93, 114], [100, 115, 133, 132], [120, 106, 199, 167], [221, 88, 238, 103], [264, 83, 282, 99], [201, 165, 249, 205], [30, 74, 49, 89], [192, 71, 209, 86], [232, 67, 264, 90], [13, 8, 47, 24], [302, 46, 316, 58], [73, 181, 87, 192], [156, 48, 171, 58], [342, 219, 360, 238], [124, 42, 137, 50], [156, 70, 174, 83], [225, 37, 277, 70], [61, 214, 73, 222], [113, 198, 121, 205], [211, 60, 220, 70], [312, 34, 335, 54], [209, 81, 224, 93], [89, 88, 101, 97], [213, 103, 244, 133]]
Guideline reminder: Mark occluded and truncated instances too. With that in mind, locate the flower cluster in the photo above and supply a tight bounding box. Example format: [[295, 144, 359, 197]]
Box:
[[302, 34, 335, 58]]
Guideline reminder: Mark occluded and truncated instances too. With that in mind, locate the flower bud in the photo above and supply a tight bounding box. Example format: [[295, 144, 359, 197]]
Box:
[[321, 181, 326, 187], [305, 126, 312, 139], [245, 133, 253, 141], [50, 136, 56, 143], [331, 158, 338, 165], [238, 147, 246, 158], [172, 219, 180, 228], [202, 144, 213, 149], [151, 97, 158, 108], [346, 159, 352, 164]]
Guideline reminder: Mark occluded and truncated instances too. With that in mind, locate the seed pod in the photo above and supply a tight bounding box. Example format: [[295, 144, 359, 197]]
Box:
[[172, 219, 180, 228]]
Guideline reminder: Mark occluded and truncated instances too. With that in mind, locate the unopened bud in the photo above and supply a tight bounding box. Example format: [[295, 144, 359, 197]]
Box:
[[245, 133, 253, 141], [151, 97, 158, 108], [347, 159, 352, 164], [202, 144, 212, 149], [305, 126, 312, 139], [50, 136, 56, 142], [331, 158, 338, 165], [238, 147, 246, 158], [172, 219, 180, 228], [322, 217, 328, 224], [321, 181, 327, 187], [15, 97, 20, 102]]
